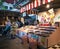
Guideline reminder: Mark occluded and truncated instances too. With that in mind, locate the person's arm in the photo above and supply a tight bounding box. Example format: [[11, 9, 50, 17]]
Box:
[[4, 25, 9, 31]]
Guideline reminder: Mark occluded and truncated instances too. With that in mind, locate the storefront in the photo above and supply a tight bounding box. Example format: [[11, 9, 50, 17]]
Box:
[[19, 0, 60, 48], [0, 0, 60, 49], [37, 8, 60, 47]]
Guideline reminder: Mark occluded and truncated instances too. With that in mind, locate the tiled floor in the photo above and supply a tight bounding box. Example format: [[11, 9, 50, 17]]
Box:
[[0, 37, 29, 49], [48, 43, 60, 49], [0, 36, 60, 49]]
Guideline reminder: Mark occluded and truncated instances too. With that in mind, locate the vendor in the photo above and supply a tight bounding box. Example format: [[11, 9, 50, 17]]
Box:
[[34, 20, 39, 25]]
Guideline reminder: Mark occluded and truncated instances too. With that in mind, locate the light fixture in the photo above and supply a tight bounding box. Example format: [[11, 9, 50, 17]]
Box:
[[46, 4, 50, 8]]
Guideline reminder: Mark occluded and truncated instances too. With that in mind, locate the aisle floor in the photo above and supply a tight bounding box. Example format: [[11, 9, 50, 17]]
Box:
[[0, 36, 60, 49], [48, 43, 60, 49], [0, 37, 29, 49]]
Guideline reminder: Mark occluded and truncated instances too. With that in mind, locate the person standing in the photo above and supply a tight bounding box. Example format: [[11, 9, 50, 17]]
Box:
[[2, 19, 11, 36]]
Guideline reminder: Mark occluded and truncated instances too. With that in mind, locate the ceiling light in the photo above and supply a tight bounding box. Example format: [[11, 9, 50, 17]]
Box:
[[46, 4, 50, 8]]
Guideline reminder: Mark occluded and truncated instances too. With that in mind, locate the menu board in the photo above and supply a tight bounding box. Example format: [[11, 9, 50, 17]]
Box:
[[38, 8, 55, 26]]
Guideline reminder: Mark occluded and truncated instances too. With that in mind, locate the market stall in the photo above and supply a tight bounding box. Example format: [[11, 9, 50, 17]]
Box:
[[16, 25, 57, 48]]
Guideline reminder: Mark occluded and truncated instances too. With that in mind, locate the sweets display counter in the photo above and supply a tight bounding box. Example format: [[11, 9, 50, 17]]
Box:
[[15, 25, 58, 48]]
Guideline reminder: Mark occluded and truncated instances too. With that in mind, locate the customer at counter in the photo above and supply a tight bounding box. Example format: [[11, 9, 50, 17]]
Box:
[[2, 19, 11, 36], [24, 20, 29, 25], [34, 20, 39, 25], [16, 19, 23, 28], [11, 22, 18, 38]]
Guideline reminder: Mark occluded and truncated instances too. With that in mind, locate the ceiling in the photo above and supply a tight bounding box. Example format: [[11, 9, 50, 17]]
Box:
[[0, 0, 60, 17], [0, 0, 33, 8], [0, 0, 33, 17], [1, 0, 60, 10], [0, 0, 32, 10]]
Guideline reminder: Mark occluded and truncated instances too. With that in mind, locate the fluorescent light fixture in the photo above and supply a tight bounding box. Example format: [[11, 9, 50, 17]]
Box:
[[11, 8, 20, 12]]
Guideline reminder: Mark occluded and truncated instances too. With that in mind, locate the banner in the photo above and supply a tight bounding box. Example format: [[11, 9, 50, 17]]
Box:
[[20, 8, 23, 13], [26, 5, 29, 11], [45, 0, 48, 4], [48, 0, 51, 2], [34, 0, 38, 7], [38, 0, 41, 6], [31, 2, 34, 9], [42, 0, 45, 4], [23, 6, 26, 12], [28, 3, 31, 10], [20, 0, 54, 13]]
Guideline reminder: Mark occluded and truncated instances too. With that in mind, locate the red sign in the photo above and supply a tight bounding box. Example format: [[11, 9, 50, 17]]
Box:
[[38, 0, 41, 6], [20, 0, 54, 13], [42, 0, 51, 4], [23, 7, 25, 12], [48, 0, 51, 2], [34, 0, 38, 7], [42, 0, 45, 4], [26, 5, 29, 11], [31, 2, 34, 9], [20, 8, 23, 13], [28, 3, 31, 10], [45, 0, 48, 4]]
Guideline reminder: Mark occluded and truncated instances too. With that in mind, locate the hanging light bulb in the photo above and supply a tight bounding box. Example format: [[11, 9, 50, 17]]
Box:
[[46, 4, 50, 8]]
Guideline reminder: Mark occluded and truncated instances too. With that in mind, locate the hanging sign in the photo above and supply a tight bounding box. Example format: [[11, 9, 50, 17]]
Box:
[[20, 7, 24, 13], [26, 5, 29, 11], [31, 2, 34, 9], [42, 0, 45, 4], [45, 0, 48, 4], [20, 0, 54, 13], [34, 0, 38, 7], [48, 0, 51, 2], [23, 6, 26, 12], [38, 0, 41, 6], [28, 3, 30, 10]]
